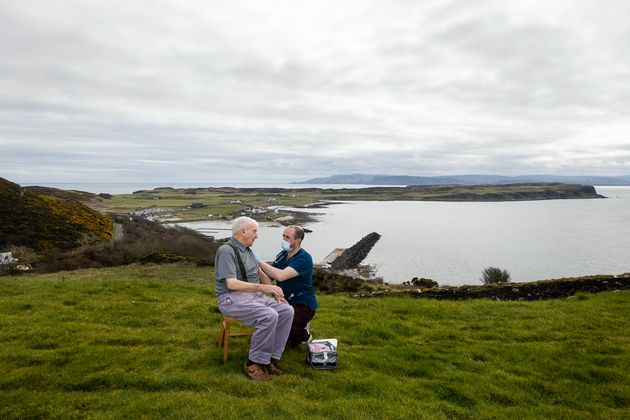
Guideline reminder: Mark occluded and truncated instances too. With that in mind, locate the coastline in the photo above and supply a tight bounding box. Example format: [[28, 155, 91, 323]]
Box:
[[11, 180, 628, 287], [349, 273, 630, 301]]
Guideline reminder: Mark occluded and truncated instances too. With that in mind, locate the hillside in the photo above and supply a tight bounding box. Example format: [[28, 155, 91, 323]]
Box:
[[1, 264, 628, 418], [0, 177, 113, 251], [286, 182, 604, 202], [299, 173, 630, 186]]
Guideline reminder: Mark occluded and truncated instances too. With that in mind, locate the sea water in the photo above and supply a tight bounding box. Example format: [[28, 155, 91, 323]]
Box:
[[178, 186, 630, 286]]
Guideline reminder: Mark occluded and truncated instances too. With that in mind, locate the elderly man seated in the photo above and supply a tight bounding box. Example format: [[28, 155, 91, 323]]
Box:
[[215, 216, 294, 381]]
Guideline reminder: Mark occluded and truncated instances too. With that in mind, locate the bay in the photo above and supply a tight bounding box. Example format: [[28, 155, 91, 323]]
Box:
[[178, 186, 630, 286]]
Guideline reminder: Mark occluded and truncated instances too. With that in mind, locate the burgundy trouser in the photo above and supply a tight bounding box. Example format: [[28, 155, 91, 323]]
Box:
[[288, 304, 316, 348]]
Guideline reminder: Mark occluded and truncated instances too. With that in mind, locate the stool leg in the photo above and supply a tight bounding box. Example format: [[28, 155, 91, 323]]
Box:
[[218, 322, 226, 348], [218, 317, 253, 364], [223, 334, 229, 363], [223, 318, 231, 363]]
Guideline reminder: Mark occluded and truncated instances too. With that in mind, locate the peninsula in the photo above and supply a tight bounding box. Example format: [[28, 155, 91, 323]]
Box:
[[71, 182, 604, 223]]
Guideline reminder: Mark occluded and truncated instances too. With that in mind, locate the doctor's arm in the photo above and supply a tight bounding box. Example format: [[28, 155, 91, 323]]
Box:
[[258, 260, 299, 282]]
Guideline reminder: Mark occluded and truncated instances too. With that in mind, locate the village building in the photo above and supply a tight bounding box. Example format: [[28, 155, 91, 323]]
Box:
[[133, 207, 175, 221], [235, 206, 269, 218], [248, 207, 267, 215], [0, 252, 14, 264]]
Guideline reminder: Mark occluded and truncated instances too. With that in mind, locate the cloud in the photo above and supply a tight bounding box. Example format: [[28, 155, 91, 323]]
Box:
[[1, 0, 629, 184]]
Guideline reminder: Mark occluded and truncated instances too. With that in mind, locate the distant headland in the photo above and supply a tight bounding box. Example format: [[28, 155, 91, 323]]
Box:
[[297, 173, 630, 186]]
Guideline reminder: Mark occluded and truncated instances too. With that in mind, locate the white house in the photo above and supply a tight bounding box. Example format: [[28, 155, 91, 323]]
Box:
[[0, 252, 14, 264], [248, 207, 267, 215]]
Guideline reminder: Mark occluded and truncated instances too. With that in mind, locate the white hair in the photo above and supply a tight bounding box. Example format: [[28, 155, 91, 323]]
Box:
[[232, 216, 258, 235]]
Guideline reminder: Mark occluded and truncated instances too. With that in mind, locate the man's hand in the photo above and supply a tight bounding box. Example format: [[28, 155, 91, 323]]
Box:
[[261, 284, 286, 303], [224, 278, 287, 303]]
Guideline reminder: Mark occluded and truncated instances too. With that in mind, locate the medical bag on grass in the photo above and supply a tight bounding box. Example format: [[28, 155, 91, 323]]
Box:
[[306, 339, 338, 370]]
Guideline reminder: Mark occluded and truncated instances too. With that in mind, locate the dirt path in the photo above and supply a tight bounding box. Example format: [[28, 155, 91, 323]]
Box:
[[113, 223, 124, 241]]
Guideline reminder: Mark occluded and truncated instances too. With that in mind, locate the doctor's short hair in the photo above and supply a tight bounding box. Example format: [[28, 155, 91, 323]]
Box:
[[232, 216, 258, 235], [288, 225, 305, 241]]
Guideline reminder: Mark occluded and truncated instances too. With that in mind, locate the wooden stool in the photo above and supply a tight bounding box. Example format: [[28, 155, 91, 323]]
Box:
[[218, 315, 253, 363]]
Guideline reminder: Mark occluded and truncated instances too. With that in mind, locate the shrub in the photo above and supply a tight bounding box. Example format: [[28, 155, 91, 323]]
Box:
[[410, 277, 439, 288], [481, 266, 511, 284], [0, 177, 112, 251], [312, 267, 371, 293], [35, 217, 219, 273]]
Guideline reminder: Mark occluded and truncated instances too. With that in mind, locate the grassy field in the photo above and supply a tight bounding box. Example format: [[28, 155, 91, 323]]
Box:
[[1, 264, 629, 419], [93, 188, 324, 221]]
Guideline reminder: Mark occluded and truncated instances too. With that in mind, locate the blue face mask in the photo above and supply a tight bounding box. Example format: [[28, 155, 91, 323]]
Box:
[[281, 240, 292, 252]]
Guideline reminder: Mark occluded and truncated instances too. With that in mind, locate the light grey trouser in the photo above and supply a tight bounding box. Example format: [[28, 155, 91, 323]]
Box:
[[217, 291, 294, 365]]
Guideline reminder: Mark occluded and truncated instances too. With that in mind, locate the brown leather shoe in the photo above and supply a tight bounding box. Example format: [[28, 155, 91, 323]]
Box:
[[243, 363, 269, 381], [267, 360, 283, 376]]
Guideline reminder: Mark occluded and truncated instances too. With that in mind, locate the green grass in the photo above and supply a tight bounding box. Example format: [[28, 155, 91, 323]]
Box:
[[2, 264, 629, 419]]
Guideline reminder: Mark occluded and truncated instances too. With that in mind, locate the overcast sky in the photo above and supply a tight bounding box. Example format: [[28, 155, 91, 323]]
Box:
[[1, 0, 629, 185]]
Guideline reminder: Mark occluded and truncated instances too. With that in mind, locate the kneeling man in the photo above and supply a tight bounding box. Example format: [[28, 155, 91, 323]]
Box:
[[258, 225, 318, 347]]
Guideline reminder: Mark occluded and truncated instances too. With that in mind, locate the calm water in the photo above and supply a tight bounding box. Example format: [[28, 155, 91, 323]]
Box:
[[178, 186, 630, 286]]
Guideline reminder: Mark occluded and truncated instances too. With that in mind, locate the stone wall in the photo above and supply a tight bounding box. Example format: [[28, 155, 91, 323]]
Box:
[[352, 274, 630, 300]]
